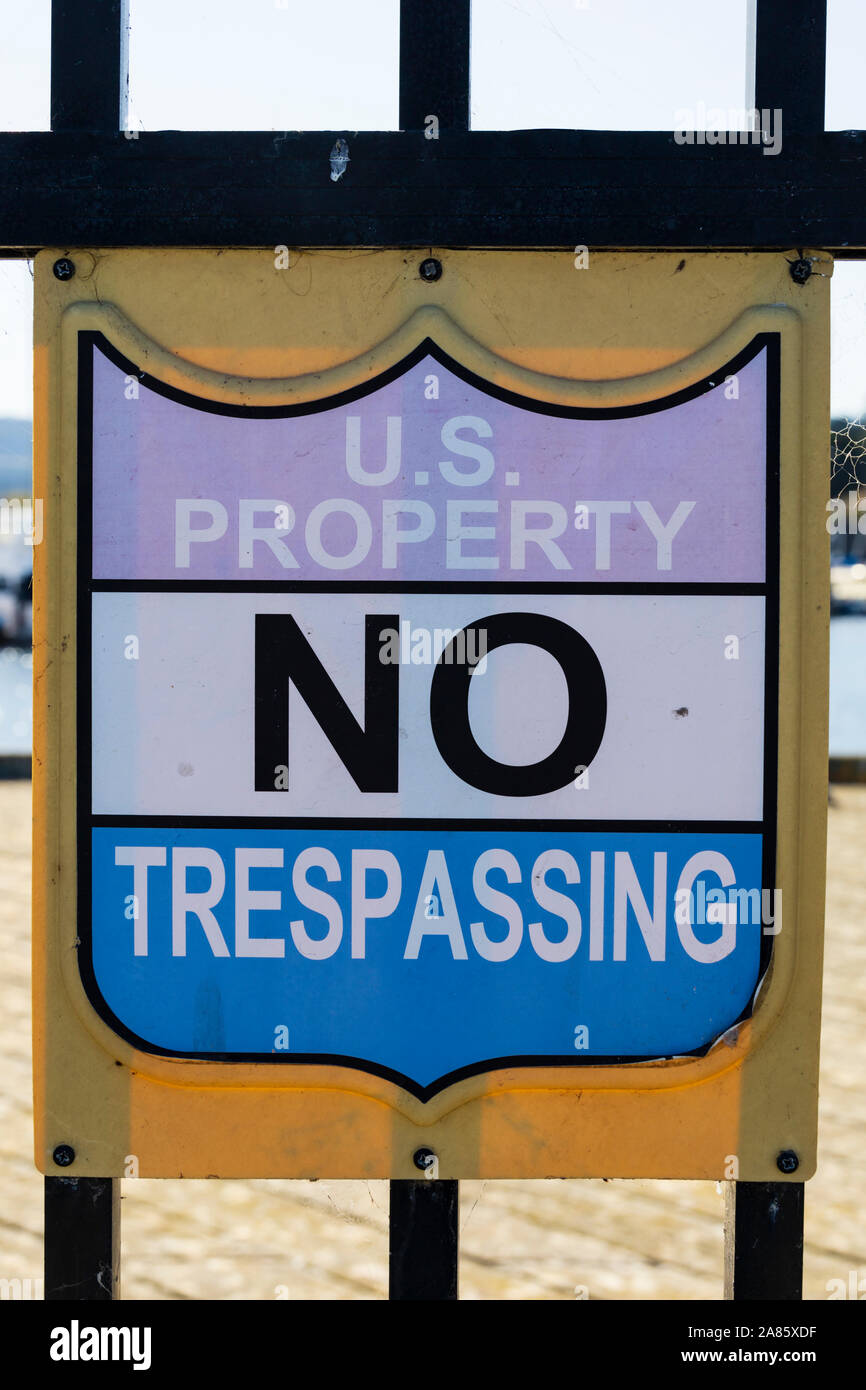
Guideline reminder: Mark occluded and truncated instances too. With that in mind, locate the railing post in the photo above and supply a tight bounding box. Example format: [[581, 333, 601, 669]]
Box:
[[51, 0, 128, 134], [45, 1176, 120, 1300], [753, 0, 827, 138], [389, 1179, 459, 1300], [399, 0, 470, 132], [724, 1180, 805, 1300]]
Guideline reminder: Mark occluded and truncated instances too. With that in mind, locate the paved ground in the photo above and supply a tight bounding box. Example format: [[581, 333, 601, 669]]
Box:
[[1, 779, 864, 1300]]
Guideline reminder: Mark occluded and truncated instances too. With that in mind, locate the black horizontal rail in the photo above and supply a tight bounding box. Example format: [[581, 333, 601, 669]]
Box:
[[0, 0, 853, 253], [1, 127, 865, 251]]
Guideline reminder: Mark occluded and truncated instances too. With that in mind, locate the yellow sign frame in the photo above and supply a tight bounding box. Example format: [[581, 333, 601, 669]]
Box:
[[33, 248, 829, 1179]]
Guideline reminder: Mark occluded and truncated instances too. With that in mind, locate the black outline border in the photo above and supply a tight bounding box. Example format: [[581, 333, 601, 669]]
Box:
[[76, 329, 780, 1103]]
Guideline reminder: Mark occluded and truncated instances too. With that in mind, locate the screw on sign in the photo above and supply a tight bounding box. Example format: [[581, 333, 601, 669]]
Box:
[[788, 257, 813, 285], [414, 1148, 438, 1177]]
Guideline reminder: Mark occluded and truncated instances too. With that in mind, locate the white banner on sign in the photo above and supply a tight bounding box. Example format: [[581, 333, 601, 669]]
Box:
[[91, 592, 764, 821]]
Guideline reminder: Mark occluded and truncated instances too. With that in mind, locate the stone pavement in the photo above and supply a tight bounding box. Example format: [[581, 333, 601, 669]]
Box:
[[1, 779, 864, 1300]]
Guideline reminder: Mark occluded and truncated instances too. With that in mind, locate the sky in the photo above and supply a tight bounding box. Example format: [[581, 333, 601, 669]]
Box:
[[1, 0, 866, 418]]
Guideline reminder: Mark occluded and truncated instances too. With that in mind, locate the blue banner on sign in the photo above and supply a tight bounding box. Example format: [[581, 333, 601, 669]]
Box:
[[92, 828, 765, 1095]]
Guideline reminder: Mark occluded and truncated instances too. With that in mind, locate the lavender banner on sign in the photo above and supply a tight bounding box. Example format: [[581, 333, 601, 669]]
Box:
[[89, 336, 767, 584]]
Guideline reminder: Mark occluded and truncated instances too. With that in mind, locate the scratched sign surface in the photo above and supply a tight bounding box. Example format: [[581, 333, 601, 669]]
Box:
[[82, 329, 777, 1098]]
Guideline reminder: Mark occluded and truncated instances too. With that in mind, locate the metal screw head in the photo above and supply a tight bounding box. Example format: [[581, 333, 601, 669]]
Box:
[[53, 257, 75, 281], [413, 1146, 436, 1172], [789, 258, 812, 285], [419, 257, 443, 282], [52, 1144, 75, 1167], [776, 1149, 799, 1174]]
